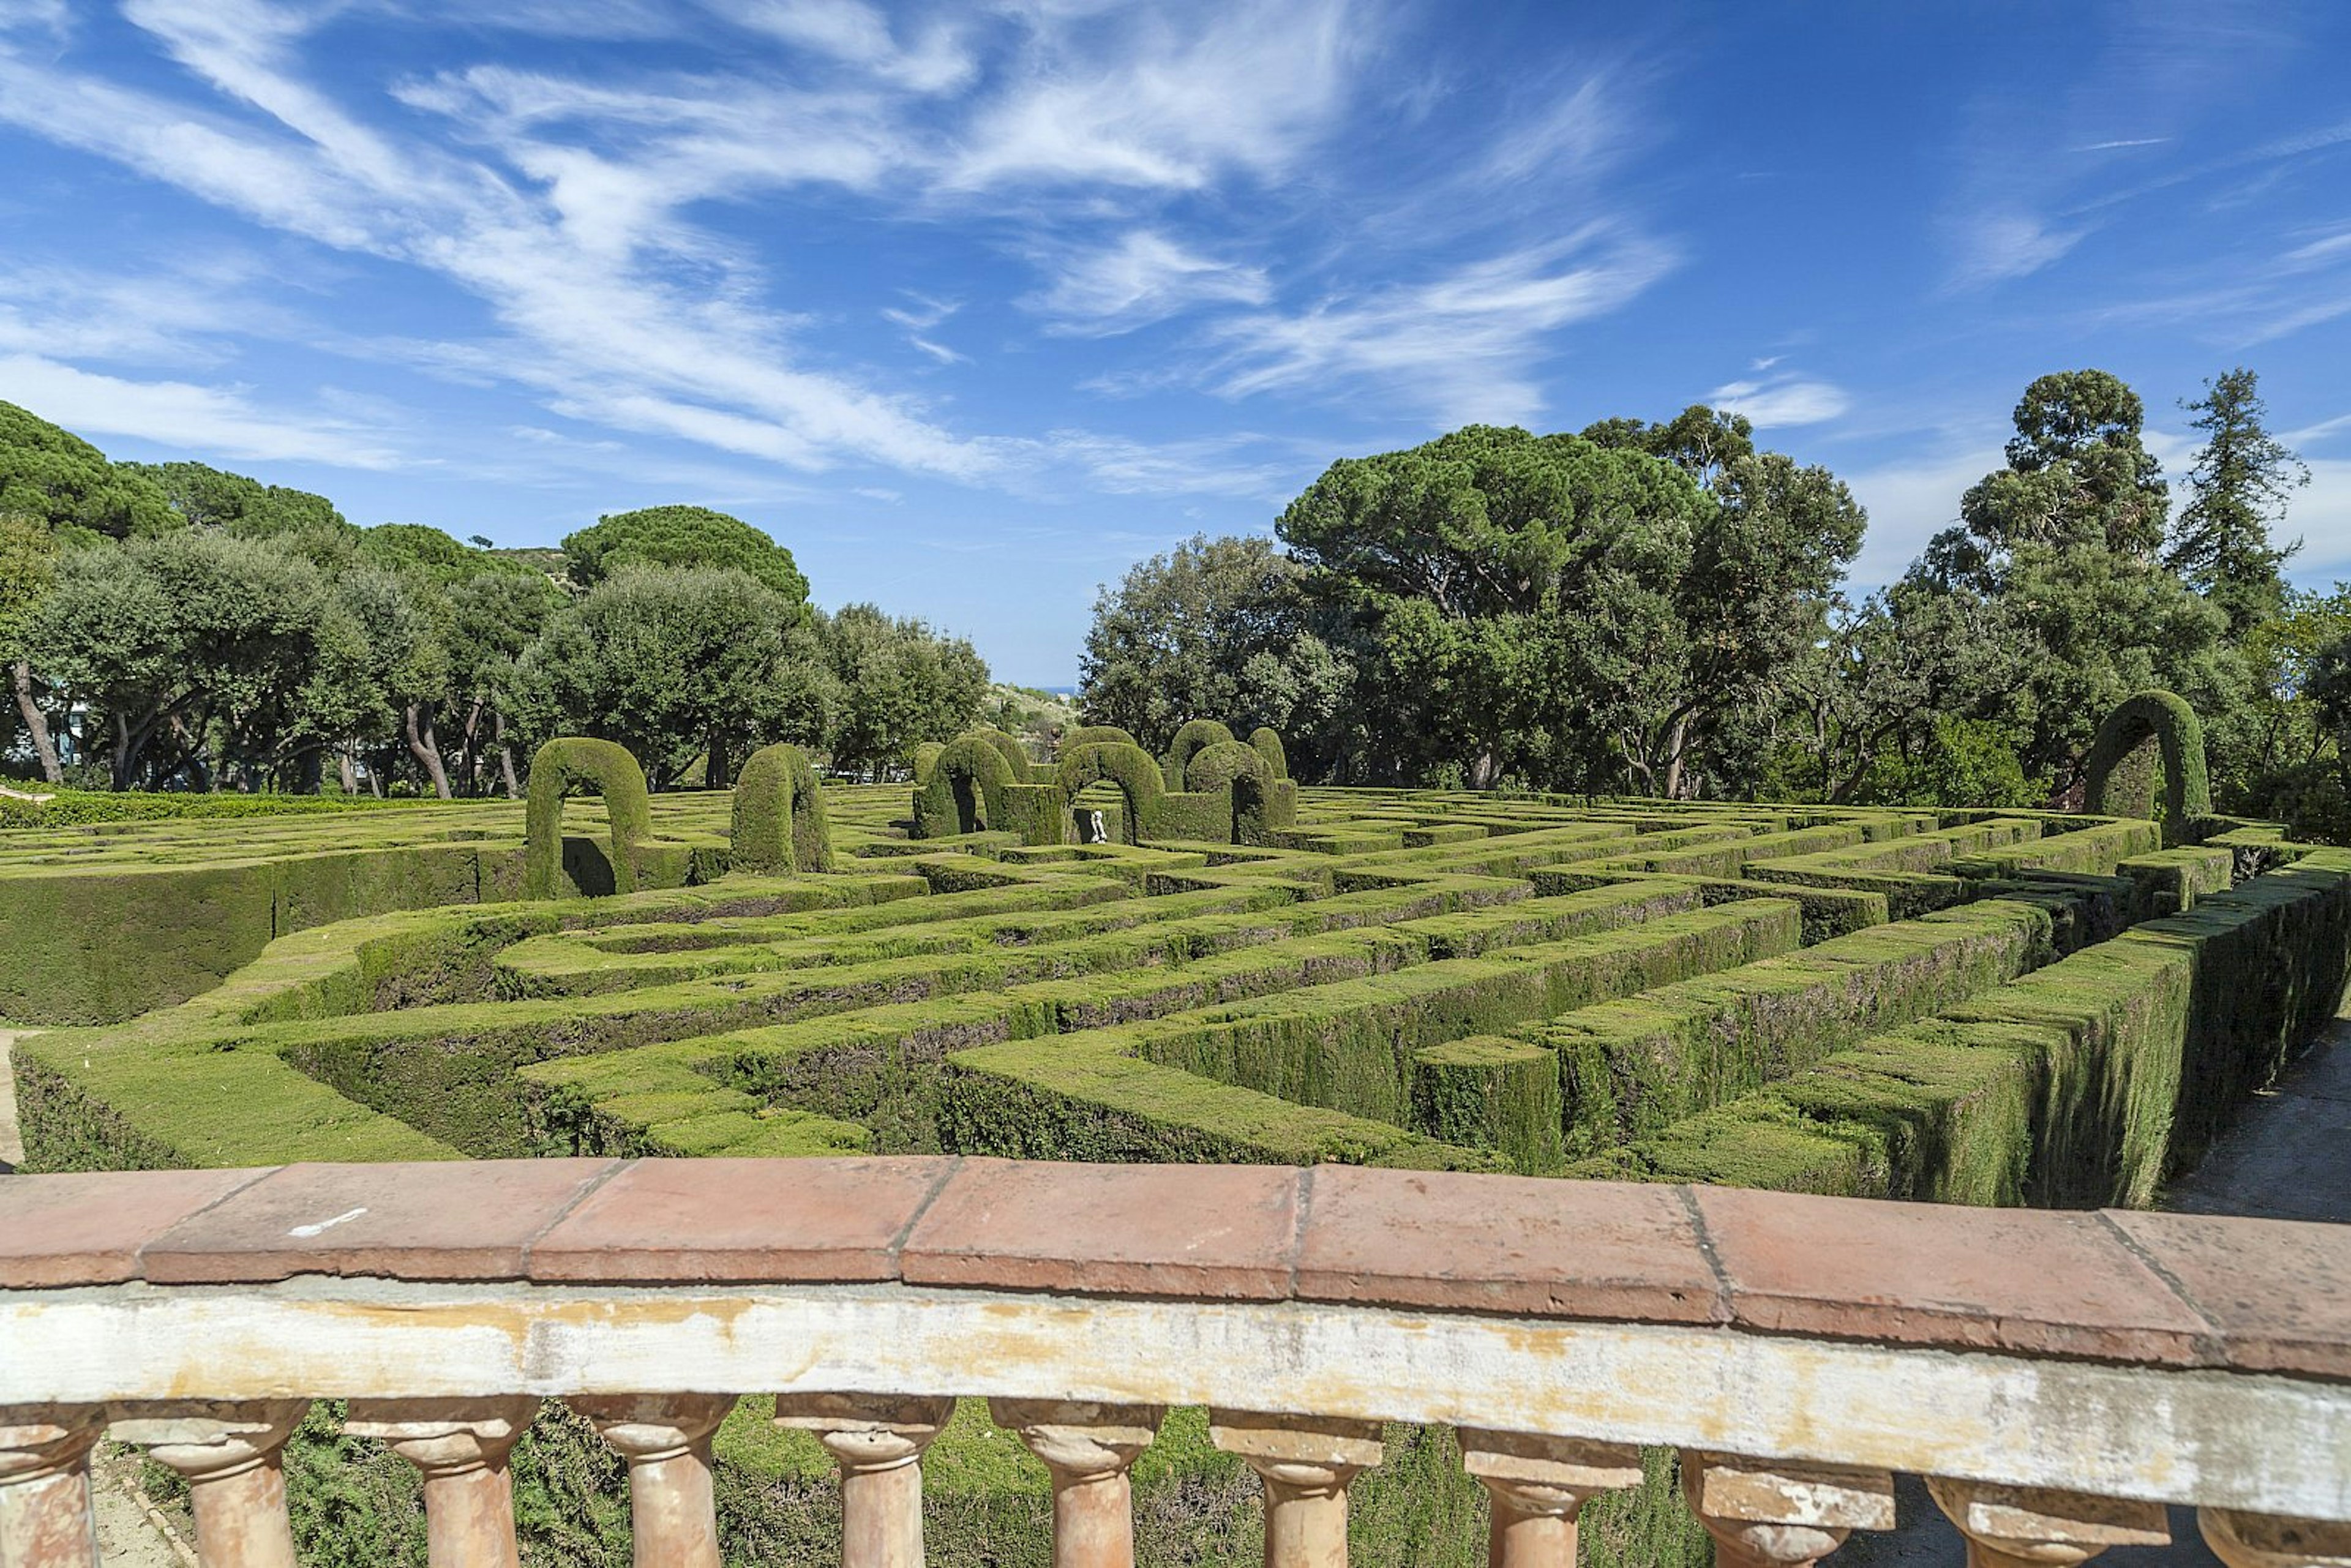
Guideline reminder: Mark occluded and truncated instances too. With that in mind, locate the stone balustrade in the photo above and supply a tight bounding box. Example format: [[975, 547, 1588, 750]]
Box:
[[1, 1156, 2347, 1568]]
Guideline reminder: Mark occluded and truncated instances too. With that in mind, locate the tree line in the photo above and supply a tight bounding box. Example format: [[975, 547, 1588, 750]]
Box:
[[1079, 369, 2351, 841], [0, 403, 991, 795]]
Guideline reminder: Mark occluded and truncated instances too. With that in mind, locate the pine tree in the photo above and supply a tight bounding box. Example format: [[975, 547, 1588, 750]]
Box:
[[2167, 368, 2307, 634]]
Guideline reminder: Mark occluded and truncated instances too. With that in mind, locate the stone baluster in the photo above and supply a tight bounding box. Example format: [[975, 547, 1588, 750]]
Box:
[[113, 1400, 309, 1568], [988, 1400, 1163, 1568], [2200, 1508, 2351, 1568], [576, 1394, 735, 1568], [774, 1394, 955, 1568], [1210, 1411, 1385, 1568], [0, 1407, 105, 1568], [345, 1398, 538, 1568], [1457, 1428, 1643, 1568], [1926, 1479, 2168, 1568], [1682, 1452, 1895, 1568]]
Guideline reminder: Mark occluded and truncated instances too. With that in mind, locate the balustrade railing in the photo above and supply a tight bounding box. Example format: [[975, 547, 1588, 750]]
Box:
[[2, 1157, 2347, 1568]]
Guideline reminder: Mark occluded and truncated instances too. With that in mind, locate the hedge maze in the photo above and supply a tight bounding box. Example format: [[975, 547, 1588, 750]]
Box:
[[12, 718, 2348, 1221]]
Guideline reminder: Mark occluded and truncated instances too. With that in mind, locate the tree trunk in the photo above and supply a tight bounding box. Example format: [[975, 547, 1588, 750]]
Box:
[[10, 660, 62, 785], [338, 747, 358, 795], [707, 733, 732, 790], [405, 702, 454, 800], [1660, 712, 1693, 800], [495, 710, 520, 797], [460, 697, 486, 797]]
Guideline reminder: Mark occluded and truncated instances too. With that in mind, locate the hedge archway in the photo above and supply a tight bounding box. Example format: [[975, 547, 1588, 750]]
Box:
[[1056, 742, 1166, 846], [524, 738, 653, 898], [1163, 719, 1236, 791], [915, 733, 1020, 836], [1248, 726, 1291, 781], [1186, 740, 1275, 844], [2084, 689, 2210, 838], [1063, 724, 1140, 752], [731, 743, 830, 873], [970, 727, 1033, 783]]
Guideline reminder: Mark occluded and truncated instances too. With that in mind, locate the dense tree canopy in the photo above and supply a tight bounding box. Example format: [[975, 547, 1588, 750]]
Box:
[[820, 604, 992, 780], [0, 408, 986, 795], [1079, 535, 1349, 761], [513, 566, 825, 790], [1245, 415, 1861, 795], [0, 402, 176, 541], [2165, 369, 2306, 635], [561, 505, 812, 608]]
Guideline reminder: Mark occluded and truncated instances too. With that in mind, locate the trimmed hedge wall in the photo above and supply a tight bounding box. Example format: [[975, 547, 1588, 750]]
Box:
[[1608, 849, 2351, 1204]]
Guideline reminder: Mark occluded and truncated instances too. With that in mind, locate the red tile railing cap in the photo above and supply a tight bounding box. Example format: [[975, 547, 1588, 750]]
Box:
[[899, 1157, 1305, 1299], [528, 1155, 957, 1283], [139, 1158, 621, 1284], [1294, 1166, 1727, 1324]]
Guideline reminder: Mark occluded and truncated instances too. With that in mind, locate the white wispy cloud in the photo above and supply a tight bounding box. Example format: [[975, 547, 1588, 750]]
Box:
[[703, 0, 973, 92], [0, 351, 403, 467], [0, 0, 997, 479], [947, 0, 1365, 190], [1946, 212, 2088, 290], [1707, 375, 1851, 429], [1205, 229, 1676, 426], [1026, 230, 1270, 334], [0, 0, 1670, 498]]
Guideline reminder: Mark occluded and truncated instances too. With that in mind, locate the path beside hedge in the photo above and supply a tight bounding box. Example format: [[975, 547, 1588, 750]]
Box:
[[0, 1029, 25, 1170]]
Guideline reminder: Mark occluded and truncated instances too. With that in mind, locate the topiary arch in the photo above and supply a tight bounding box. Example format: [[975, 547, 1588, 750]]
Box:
[[969, 727, 1033, 783], [730, 743, 830, 873], [1056, 742, 1166, 846], [1248, 726, 1291, 781], [915, 733, 1021, 836], [2084, 689, 2210, 839], [1163, 719, 1236, 790], [524, 738, 653, 898], [1185, 740, 1275, 844], [1062, 724, 1140, 752]]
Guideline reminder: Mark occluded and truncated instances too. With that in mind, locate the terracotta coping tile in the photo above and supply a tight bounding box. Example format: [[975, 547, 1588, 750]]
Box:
[[1692, 1187, 2212, 1365], [140, 1160, 620, 1284], [900, 1158, 1302, 1299], [529, 1156, 956, 1283], [0, 1169, 274, 1289], [2101, 1209, 2351, 1380], [1294, 1167, 1723, 1324]]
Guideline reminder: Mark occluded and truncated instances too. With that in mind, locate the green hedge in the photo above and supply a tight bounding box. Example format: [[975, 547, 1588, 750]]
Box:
[[730, 743, 830, 873], [1528, 897, 2057, 1162], [1614, 849, 2351, 1205], [0, 787, 426, 829]]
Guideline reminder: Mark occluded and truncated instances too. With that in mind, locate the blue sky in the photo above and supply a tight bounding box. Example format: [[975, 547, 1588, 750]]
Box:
[[1, 1, 2347, 685]]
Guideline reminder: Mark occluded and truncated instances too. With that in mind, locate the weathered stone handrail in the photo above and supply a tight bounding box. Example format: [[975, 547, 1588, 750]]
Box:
[[2, 1158, 2348, 1568]]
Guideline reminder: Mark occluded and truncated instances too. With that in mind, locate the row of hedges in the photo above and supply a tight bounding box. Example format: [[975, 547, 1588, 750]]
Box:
[[0, 786, 429, 829], [1595, 849, 2351, 1205]]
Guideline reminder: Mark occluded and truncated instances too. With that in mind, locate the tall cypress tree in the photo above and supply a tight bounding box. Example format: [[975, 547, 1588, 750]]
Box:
[[2167, 368, 2307, 634]]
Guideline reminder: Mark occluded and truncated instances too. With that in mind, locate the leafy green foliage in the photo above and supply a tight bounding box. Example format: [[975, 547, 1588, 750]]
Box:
[[513, 565, 825, 790], [819, 602, 991, 779], [0, 400, 176, 540], [561, 505, 811, 609], [1079, 533, 1349, 757]]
